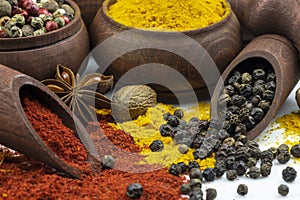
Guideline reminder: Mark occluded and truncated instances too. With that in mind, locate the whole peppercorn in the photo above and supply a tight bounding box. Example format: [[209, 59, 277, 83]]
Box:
[[173, 109, 184, 119], [241, 72, 252, 84], [0, 1, 12, 18], [260, 163, 272, 177], [159, 124, 174, 137], [149, 140, 164, 152], [218, 93, 231, 107], [237, 184, 248, 196], [180, 183, 191, 195], [169, 163, 181, 176], [45, 20, 58, 32], [203, 168, 216, 182], [189, 168, 203, 180], [101, 155, 115, 170], [10, 25, 22, 37], [178, 144, 189, 154], [177, 162, 187, 174], [223, 85, 235, 96], [277, 151, 291, 164], [226, 170, 237, 181], [167, 115, 180, 127], [282, 166, 297, 182], [206, 188, 217, 200], [290, 144, 300, 158], [277, 144, 289, 154], [278, 184, 289, 196], [31, 16, 44, 29], [41, 0, 59, 13], [21, 24, 34, 36], [253, 68, 266, 80], [189, 178, 202, 189], [126, 183, 143, 199], [251, 107, 265, 122], [33, 27, 46, 35], [213, 162, 226, 178], [188, 161, 200, 171], [234, 161, 248, 176], [246, 166, 260, 179], [61, 4, 75, 17]]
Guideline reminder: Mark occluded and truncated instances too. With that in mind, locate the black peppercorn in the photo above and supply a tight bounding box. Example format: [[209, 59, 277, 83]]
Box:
[[180, 183, 191, 195], [169, 163, 181, 176], [177, 162, 187, 174], [263, 90, 275, 101], [189, 178, 202, 189], [291, 144, 300, 158], [159, 124, 174, 137], [174, 109, 184, 119], [251, 107, 265, 122], [241, 72, 252, 84], [258, 100, 271, 111], [253, 68, 266, 80], [188, 161, 200, 171], [264, 81, 276, 91], [203, 168, 216, 182], [190, 168, 203, 180], [277, 151, 291, 164], [167, 115, 180, 127], [246, 166, 260, 179], [228, 74, 240, 85], [234, 160, 248, 176], [218, 93, 231, 107], [126, 183, 143, 199], [282, 166, 297, 182], [277, 144, 289, 154], [243, 115, 256, 130], [223, 85, 235, 96], [250, 95, 262, 106], [101, 155, 115, 170], [206, 188, 217, 200], [237, 184, 248, 196], [260, 163, 272, 177], [278, 184, 289, 196], [226, 170, 237, 181], [231, 94, 246, 107], [213, 163, 226, 178], [149, 140, 164, 152], [266, 72, 276, 82]]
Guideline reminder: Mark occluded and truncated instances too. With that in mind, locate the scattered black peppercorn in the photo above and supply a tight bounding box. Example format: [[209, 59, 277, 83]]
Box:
[[190, 168, 203, 180], [206, 188, 217, 200], [159, 124, 174, 137], [290, 144, 300, 158], [168, 163, 181, 176], [203, 168, 216, 182], [246, 166, 260, 179], [226, 170, 237, 181], [101, 155, 115, 170], [278, 184, 289, 196], [260, 163, 272, 177], [189, 178, 202, 189], [282, 166, 297, 182], [126, 183, 143, 199], [237, 184, 248, 196], [180, 183, 191, 195], [173, 109, 184, 119], [149, 140, 164, 152], [167, 115, 180, 127], [277, 151, 291, 164]]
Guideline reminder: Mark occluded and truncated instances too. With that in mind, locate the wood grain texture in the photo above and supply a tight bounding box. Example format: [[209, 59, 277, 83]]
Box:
[[211, 34, 300, 140], [0, 0, 90, 81], [0, 64, 99, 178], [73, 0, 103, 29], [89, 0, 243, 102], [227, 0, 300, 51]]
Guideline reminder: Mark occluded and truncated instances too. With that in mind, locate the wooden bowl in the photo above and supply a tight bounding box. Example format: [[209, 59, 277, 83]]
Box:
[[73, 0, 103, 29], [0, 0, 90, 81], [211, 34, 300, 140], [89, 0, 242, 102]]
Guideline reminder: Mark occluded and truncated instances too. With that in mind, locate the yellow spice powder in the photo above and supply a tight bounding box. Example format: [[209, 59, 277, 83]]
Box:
[[117, 102, 215, 170], [106, 0, 230, 31]]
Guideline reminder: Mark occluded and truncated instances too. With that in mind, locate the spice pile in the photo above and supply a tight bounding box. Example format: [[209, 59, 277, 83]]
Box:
[[106, 0, 230, 31], [0, 0, 74, 38]]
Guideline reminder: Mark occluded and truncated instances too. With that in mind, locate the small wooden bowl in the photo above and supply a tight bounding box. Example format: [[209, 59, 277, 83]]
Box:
[[211, 34, 300, 140], [0, 64, 99, 178], [89, 0, 242, 102], [0, 0, 90, 81], [73, 0, 103, 29]]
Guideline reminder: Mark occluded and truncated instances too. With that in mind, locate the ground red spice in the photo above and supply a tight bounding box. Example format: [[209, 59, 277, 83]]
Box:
[[0, 100, 186, 199], [22, 97, 89, 170]]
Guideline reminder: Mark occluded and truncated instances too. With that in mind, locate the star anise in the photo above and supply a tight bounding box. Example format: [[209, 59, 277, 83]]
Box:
[[42, 64, 113, 125]]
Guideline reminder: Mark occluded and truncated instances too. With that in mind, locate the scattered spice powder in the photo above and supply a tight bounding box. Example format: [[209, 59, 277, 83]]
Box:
[[107, 0, 230, 31], [96, 102, 215, 170], [22, 97, 88, 170]]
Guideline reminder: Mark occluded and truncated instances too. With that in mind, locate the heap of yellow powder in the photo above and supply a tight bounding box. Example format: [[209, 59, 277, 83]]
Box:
[[117, 102, 215, 170], [106, 0, 230, 31]]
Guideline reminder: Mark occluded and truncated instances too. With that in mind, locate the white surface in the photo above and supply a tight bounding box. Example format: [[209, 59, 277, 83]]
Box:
[[202, 80, 300, 200]]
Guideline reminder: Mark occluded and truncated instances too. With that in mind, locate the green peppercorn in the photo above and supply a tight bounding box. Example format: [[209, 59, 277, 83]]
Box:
[[10, 26, 22, 38], [180, 183, 191, 195], [39, 14, 54, 22], [206, 188, 217, 200], [282, 166, 297, 182], [11, 14, 25, 27], [61, 4, 75, 16], [31, 17, 44, 29], [226, 169, 237, 181], [101, 155, 115, 170], [53, 8, 66, 18], [33, 27, 46, 36], [21, 25, 34, 37], [149, 140, 164, 152], [0, 1, 12, 18], [54, 16, 65, 27], [126, 183, 143, 199], [291, 144, 300, 158], [278, 184, 289, 196], [237, 184, 248, 196]]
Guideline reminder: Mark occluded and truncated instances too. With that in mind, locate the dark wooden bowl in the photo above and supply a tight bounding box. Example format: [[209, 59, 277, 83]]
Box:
[[0, 64, 99, 178], [211, 34, 300, 140], [89, 0, 242, 103], [0, 0, 90, 81], [73, 0, 103, 29]]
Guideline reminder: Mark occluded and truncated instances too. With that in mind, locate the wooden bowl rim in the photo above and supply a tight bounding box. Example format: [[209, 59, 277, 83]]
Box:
[[0, 0, 82, 50], [101, 0, 234, 35]]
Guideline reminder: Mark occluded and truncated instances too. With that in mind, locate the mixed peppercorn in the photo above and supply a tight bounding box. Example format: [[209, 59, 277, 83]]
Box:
[[0, 0, 74, 38]]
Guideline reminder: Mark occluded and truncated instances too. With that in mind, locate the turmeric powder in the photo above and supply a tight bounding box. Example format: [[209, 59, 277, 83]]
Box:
[[106, 0, 230, 31]]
